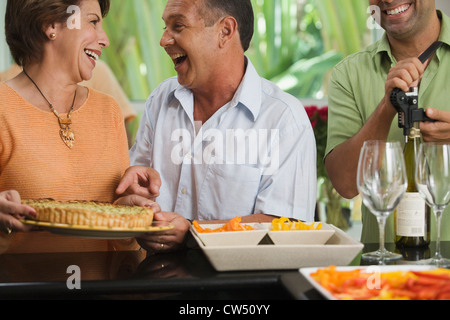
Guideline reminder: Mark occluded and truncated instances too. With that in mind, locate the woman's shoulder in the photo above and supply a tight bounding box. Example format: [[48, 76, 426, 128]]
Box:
[[85, 87, 122, 111], [83, 87, 123, 122], [86, 87, 119, 105], [0, 82, 14, 95], [0, 82, 24, 109]]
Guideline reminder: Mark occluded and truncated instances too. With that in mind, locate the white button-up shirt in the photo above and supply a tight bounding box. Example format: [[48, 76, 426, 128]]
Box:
[[130, 58, 317, 221]]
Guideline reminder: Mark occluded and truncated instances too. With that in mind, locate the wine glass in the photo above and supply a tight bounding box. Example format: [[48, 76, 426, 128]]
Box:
[[357, 140, 407, 263], [415, 143, 450, 267]]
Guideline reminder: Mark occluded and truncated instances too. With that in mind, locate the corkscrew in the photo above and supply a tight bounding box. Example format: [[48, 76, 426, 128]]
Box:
[[390, 41, 443, 141]]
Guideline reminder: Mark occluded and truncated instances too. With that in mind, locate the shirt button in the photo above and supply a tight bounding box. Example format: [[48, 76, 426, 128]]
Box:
[[181, 188, 187, 195]]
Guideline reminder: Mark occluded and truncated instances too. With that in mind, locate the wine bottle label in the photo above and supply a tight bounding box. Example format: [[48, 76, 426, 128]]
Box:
[[396, 193, 426, 237]]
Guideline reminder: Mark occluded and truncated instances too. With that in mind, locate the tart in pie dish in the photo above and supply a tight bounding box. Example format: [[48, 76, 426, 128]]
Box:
[[23, 199, 154, 228]]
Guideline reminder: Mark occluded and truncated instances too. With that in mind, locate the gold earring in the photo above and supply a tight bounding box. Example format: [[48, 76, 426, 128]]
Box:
[[49, 33, 56, 39]]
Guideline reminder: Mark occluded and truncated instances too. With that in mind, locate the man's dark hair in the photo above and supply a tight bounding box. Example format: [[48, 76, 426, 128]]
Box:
[[201, 0, 254, 52]]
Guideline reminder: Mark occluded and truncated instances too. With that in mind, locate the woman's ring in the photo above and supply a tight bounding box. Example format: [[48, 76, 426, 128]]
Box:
[[2, 227, 12, 235]]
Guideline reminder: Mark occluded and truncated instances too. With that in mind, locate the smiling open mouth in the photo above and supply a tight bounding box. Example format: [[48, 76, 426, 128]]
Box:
[[84, 49, 99, 61], [171, 53, 187, 67], [386, 3, 411, 16]]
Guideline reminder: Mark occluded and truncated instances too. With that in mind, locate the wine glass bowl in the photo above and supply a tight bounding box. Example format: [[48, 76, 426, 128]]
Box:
[[415, 143, 450, 267], [357, 140, 408, 263]]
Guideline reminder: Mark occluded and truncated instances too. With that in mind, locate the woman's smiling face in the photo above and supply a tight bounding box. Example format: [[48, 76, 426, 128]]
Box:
[[51, 0, 109, 82]]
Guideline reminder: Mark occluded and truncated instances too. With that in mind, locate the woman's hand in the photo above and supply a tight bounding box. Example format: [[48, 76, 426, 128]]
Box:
[[0, 190, 37, 234], [137, 212, 191, 254]]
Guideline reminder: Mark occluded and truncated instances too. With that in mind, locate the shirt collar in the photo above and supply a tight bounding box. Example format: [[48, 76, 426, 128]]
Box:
[[228, 57, 262, 121], [437, 10, 450, 57], [374, 10, 450, 63], [173, 56, 262, 122], [374, 32, 392, 61]]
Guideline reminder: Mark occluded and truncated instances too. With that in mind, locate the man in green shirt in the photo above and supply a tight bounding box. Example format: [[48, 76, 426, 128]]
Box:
[[325, 1, 450, 244]]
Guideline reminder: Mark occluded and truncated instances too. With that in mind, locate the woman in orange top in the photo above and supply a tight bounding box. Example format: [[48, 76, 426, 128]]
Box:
[[0, 0, 157, 254]]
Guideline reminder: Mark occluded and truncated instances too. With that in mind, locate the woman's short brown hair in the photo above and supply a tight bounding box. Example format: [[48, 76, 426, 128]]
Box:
[[5, 0, 110, 67]]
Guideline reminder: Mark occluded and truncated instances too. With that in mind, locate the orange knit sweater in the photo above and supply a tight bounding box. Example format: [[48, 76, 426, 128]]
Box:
[[0, 83, 130, 201], [0, 83, 134, 253]]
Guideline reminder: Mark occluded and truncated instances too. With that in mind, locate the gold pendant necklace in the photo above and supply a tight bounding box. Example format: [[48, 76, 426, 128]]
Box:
[[24, 69, 76, 149]]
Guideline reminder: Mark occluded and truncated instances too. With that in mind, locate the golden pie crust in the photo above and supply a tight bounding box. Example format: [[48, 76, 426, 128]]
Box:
[[23, 199, 154, 228]]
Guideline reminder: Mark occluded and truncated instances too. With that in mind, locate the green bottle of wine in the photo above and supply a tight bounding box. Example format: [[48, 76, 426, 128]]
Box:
[[395, 123, 431, 248]]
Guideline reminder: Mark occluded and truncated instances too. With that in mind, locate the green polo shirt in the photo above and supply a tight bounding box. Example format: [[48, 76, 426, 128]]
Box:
[[326, 11, 450, 244]]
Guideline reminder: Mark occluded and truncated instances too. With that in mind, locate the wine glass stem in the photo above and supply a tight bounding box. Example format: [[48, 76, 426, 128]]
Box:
[[377, 215, 388, 257], [434, 209, 443, 261]]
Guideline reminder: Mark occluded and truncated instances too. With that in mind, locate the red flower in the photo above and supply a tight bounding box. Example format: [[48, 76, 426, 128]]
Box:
[[305, 105, 328, 178], [318, 106, 328, 122], [305, 105, 319, 120]]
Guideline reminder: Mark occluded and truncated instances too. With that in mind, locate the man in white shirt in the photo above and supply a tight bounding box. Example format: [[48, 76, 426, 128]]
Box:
[[117, 0, 316, 253]]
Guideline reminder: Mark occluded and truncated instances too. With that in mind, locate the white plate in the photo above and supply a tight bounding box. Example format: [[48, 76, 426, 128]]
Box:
[[300, 265, 438, 300], [191, 224, 363, 271], [268, 223, 335, 245], [22, 220, 173, 239], [191, 223, 268, 247]]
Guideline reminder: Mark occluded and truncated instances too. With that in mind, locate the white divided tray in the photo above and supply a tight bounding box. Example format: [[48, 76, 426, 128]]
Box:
[[190, 223, 364, 271]]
